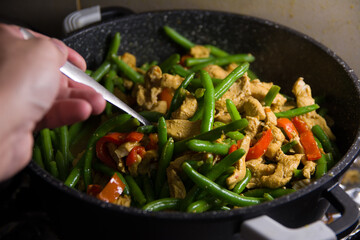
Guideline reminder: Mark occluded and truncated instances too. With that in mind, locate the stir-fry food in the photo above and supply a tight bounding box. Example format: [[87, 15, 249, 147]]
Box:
[[33, 26, 340, 212]]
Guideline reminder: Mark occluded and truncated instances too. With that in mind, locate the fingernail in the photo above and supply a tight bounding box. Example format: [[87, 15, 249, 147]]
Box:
[[51, 38, 67, 55]]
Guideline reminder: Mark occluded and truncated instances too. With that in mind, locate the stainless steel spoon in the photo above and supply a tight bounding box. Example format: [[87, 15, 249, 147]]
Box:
[[19, 27, 150, 126]]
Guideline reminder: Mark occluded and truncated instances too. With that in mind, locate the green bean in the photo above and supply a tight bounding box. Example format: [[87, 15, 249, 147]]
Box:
[[40, 128, 53, 171], [187, 199, 212, 213], [281, 140, 298, 153], [142, 198, 181, 211], [190, 54, 254, 72], [125, 175, 146, 206], [55, 150, 67, 181], [113, 76, 126, 92], [314, 136, 323, 150], [213, 121, 226, 128], [49, 130, 58, 150], [186, 160, 204, 169], [182, 162, 262, 207], [179, 185, 202, 211], [141, 60, 159, 72], [58, 126, 70, 170], [174, 119, 248, 154], [104, 70, 117, 116], [139, 111, 164, 123], [113, 118, 140, 133], [163, 25, 196, 50], [264, 85, 281, 107], [155, 137, 174, 196], [204, 44, 229, 57], [136, 125, 157, 134], [85, 69, 92, 75], [243, 188, 295, 198], [91, 61, 111, 82], [92, 161, 130, 195], [293, 169, 303, 179], [263, 193, 274, 201], [199, 154, 214, 175], [315, 154, 327, 179], [106, 32, 121, 60], [64, 167, 81, 188], [326, 152, 335, 169], [233, 168, 252, 194], [200, 70, 215, 133], [68, 122, 83, 145], [142, 175, 155, 203], [159, 182, 170, 198], [171, 64, 190, 77], [214, 205, 231, 211], [226, 99, 241, 121], [185, 56, 215, 67], [49, 161, 59, 178], [225, 131, 244, 141], [111, 54, 144, 84], [82, 114, 132, 188], [190, 62, 249, 121], [247, 69, 258, 81], [157, 117, 167, 153], [274, 104, 320, 118], [311, 125, 333, 155], [206, 149, 245, 180], [159, 53, 180, 73], [194, 88, 205, 99], [166, 72, 195, 119], [33, 145, 44, 169], [186, 140, 231, 155]]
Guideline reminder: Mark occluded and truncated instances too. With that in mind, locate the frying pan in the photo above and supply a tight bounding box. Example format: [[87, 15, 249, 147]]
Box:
[[27, 10, 360, 240]]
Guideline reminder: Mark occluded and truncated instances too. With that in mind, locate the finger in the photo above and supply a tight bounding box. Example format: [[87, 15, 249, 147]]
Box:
[[67, 47, 87, 71], [55, 85, 106, 115], [36, 99, 93, 130]]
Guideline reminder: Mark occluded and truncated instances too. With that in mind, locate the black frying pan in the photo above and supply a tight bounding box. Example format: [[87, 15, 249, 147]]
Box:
[[28, 10, 360, 240]]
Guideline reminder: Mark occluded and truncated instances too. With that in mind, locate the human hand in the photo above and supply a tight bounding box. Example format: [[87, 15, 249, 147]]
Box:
[[0, 24, 105, 181]]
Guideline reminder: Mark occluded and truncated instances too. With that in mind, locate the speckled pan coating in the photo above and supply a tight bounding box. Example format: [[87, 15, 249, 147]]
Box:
[[29, 10, 360, 240]]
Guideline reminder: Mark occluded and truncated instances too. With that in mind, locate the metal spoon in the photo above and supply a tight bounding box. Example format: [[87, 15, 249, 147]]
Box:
[[19, 27, 150, 126]]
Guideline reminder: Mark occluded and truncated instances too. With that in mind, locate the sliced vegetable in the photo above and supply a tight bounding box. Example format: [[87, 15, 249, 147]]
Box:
[[274, 104, 319, 118], [97, 173, 126, 203], [246, 129, 273, 160], [277, 118, 298, 140], [126, 146, 146, 166]]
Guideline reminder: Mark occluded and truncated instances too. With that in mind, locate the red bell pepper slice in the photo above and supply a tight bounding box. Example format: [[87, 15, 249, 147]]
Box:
[[97, 173, 126, 203], [126, 146, 146, 166], [291, 116, 310, 134], [159, 87, 173, 110], [291, 117, 321, 160], [246, 129, 273, 161], [87, 184, 102, 197], [125, 131, 144, 142], [300, 131, 322, 160], [228, 144, 238, 154], [96, 132, 127, 169], [277, 118, 298, 140]]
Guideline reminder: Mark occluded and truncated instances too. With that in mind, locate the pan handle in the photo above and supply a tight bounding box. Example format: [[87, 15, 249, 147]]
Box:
[[239, 184, 359, 240], [63, 5, 135, 34], [324, 184, 360, 238]]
